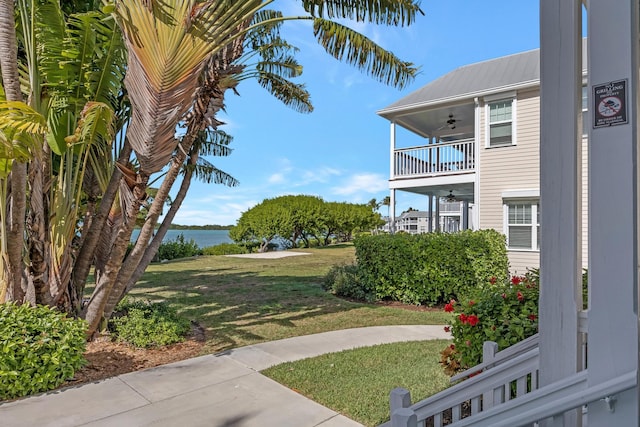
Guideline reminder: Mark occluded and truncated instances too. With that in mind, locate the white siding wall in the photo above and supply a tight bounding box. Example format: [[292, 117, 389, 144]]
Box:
[[479, 89, 541, 274]]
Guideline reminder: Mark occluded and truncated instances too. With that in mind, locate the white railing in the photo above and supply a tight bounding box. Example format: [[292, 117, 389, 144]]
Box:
[[393, 139, 475, 179], [382, 338, 540, 427]]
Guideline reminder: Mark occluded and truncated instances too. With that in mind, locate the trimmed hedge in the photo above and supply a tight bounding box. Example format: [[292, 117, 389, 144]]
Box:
[[202, 243, 249, 256], [354, 230, 509, 305], [0, 303, 87, 400]]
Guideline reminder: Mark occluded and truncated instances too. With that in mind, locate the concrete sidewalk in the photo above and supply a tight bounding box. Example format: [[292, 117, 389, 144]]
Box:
[[0, 325, 450, 427]]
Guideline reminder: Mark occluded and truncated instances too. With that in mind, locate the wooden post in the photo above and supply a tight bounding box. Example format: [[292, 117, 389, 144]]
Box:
[[539, 1, 583, 426], [391, 408, 417, 427], [587, 1, 639, 425]]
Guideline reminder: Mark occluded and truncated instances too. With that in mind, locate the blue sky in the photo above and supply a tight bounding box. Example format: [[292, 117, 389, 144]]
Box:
[[170, 1, 541, 226]]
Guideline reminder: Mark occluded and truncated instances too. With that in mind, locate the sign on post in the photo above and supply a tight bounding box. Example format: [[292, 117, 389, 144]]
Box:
[[593, 79, 628, 128]]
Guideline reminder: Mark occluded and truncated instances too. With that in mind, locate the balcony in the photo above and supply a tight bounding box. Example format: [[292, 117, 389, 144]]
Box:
[[393, 138, 475, 179]]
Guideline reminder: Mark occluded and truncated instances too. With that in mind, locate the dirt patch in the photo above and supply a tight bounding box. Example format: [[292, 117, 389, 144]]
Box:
[[62, 324, 206, 388]]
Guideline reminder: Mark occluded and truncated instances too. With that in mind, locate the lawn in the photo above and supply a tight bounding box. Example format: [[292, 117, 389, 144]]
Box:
[[262, 340, 452, 427], [128, 244, 452, 353]]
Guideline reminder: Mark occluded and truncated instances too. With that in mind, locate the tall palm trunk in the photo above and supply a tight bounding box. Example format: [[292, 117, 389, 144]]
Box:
[[0, 0, 27, 303]]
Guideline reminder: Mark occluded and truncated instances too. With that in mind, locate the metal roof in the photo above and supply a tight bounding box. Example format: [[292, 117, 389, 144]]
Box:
[[378, 41, 587, 118]]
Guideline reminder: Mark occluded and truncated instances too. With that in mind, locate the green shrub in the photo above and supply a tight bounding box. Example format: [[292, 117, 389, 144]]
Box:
[[354, 230, 509, 305], [441, 272, 539, 373], [156, 234, 201, 261], [202, 243, 249, 256], [110, 300, 191, 348], [0, 303, 87, 400], [323, 264, 375, 302]]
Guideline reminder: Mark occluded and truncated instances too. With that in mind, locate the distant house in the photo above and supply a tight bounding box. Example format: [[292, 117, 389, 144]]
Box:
[[378, 43, 588, 274]]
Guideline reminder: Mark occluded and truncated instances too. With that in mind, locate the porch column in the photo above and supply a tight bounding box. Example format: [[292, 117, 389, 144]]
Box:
[[462, 201, 469, 231], [539, 1, 583, 426], [434, 196, 440, 232], [428, 194, 434, 232], [390, 189, 396, 234], [587, 1, 639, 424]]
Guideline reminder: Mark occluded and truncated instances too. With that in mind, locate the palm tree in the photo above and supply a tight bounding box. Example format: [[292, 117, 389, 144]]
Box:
[[0, 0, 424, 338]]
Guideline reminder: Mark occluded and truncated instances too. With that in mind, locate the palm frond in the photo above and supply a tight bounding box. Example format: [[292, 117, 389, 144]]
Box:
[[256, 73, 313, 113], [193, 129, 234, 157], [182, 157, 239, 187], [256, 56, 304, 79], [301, 0, 423, 26], [0, 100, 47, 135], [64, 101, 116, 148], [313, 18, 417, 89]]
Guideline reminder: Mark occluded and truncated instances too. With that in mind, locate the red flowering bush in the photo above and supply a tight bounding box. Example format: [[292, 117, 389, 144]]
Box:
[[440, 271, 539, 373]]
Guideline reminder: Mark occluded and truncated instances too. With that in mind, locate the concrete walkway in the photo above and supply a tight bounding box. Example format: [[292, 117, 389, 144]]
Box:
[[0, 325, 450, 427]]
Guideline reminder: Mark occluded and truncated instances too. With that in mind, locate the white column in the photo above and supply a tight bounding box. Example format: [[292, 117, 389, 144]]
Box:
[[462, 201, 469, 230], [390, 122, 396, 180], [587, 1, 639, 424], [428, 195, 433, 232], [390, 189, 396, 234], [539, 1, 583, 426]]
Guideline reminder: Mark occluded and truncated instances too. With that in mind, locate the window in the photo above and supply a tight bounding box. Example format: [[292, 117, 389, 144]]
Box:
[[488, 99, 514, 147], [506, 202, 540, 250]]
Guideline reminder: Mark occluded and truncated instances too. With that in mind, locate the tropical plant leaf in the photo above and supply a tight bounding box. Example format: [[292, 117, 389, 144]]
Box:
[[256, 73, 313, 113], [182, 157, 239, 187], [0, 101, 47, 135], [312, 18, 417, 89], [301, 0, 423, 26]]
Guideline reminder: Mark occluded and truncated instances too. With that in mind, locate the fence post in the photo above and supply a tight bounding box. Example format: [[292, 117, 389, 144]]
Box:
[[391, 408, 417, 427], [482, 341, 498, 409], [482, 341, 498, 367], [390, 387, 412, 414]]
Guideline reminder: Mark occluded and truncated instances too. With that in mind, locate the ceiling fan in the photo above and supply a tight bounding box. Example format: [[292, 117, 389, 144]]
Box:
[[436, 114, 459, 131], [445, 190, 457, 203]]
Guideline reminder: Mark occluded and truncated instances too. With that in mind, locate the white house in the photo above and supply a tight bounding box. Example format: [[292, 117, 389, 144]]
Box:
[[382, 2, 638, 426], [378, 43, 588, 274]]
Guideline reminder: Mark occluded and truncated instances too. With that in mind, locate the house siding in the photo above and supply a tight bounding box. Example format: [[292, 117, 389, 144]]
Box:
[[479, 89, 541, 273]]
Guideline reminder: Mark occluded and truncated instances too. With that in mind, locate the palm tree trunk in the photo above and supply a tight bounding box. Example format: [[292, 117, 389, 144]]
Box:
[[83, 172, 147, 338], [119, 149, 198, 300], [71, 145, 131, 313], [0, 0, 27, 302]]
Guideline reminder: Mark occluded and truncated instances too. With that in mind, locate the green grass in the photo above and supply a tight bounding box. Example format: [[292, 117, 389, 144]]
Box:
[[262, 340, 452, 427], [128, 244, 451, 353]]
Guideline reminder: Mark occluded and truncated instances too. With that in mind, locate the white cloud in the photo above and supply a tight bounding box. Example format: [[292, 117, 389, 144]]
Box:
[[331, 173, 388, 196], [268, 173, 286, 184]]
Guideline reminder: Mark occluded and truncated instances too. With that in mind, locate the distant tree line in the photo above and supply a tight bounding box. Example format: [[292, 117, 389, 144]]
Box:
[[169, 224, 233, 230], [229, 195, 384, 252]]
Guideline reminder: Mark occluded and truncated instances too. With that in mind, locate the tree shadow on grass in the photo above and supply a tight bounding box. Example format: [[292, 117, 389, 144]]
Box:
[[126, 267, 371, 352]]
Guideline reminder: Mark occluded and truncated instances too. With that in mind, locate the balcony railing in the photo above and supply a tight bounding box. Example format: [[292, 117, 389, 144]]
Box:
[[393, 138, 475, 179]]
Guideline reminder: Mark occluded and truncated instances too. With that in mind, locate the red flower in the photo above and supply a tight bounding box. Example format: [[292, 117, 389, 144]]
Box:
[[511, 276, 522, 285], [444, 326, 451, 333], [459, 313, 468, 323], [528, 314, 537, 321], [517, 291, 524, 302], [468, 300, 476, 307], [450, 344, 455, 350], [489, 276, 497, 285], [465, 340, 471, 347], [501, 293, 507, 299], [467, 315, 479, 326], [444, 303, 455, 313]]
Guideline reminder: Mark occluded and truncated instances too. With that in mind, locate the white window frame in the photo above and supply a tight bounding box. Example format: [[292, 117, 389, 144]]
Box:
[[503, 199, 540, 251], [485, 92, 517, 148]]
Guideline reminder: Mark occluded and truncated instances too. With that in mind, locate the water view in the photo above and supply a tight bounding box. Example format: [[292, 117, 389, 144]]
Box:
[[131, 229, 232, 248]]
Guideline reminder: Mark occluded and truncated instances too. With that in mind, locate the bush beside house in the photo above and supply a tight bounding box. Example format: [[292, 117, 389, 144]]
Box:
[[352, 230, 509, 305]]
